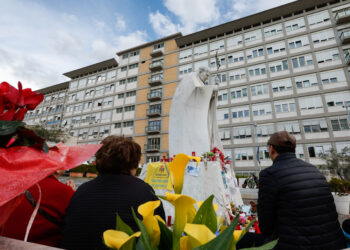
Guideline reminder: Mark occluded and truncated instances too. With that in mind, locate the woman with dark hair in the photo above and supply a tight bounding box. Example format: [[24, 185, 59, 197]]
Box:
[[61, 136, 165, 250]]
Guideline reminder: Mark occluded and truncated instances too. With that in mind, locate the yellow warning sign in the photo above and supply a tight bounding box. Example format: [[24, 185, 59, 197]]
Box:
[[144, 162, 173, 190]]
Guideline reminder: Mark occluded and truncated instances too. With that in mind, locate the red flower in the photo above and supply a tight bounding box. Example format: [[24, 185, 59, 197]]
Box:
[[0, 81, 43, 121]]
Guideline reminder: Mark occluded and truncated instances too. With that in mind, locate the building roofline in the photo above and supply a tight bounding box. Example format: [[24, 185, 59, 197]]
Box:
[[63, 58, 118, 79], [176, 0, 331, 47], [116, 32, 183, 56], [36, 81, 69, 94]]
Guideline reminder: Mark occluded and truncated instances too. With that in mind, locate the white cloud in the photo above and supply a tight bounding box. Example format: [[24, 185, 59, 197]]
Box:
[[163, 0, 220, 34], [114, 30, 148, 53], [149, 11, 180, 37], [115, 14, 126, 31], [91, 40, 115, 61]]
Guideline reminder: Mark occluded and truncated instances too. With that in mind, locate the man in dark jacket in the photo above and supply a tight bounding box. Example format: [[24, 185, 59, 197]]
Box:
[[258, 131, 346, 250]]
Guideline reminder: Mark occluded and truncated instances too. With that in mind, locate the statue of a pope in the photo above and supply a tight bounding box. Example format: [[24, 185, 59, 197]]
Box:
[[169, 67, 223, 157]]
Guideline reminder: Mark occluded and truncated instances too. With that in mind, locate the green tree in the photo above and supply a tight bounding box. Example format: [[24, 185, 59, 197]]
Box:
[[321, 147, 350, 181], [28, 125, 67, 143]]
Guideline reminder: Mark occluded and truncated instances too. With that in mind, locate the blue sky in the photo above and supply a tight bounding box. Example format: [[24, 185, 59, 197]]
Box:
[[0, 0, 294, 90]]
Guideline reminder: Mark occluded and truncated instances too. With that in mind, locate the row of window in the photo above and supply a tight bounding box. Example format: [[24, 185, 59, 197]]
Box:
[[69, 70, 117, 91]]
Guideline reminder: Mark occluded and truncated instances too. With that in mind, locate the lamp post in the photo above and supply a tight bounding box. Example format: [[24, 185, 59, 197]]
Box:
[[343, 103, 350, 124], [253, 122, 261, 173]]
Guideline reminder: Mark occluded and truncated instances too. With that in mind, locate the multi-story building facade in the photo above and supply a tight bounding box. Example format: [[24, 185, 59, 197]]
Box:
[[24, 0, 350, 173]]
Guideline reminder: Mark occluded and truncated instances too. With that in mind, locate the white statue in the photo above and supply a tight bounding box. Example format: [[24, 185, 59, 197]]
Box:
[[169, 67, 223, 157]]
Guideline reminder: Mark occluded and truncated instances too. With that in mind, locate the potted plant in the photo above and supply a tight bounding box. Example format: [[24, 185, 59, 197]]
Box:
[[86, 164, 98, 178], [329, 178, 350, 214], [69, 164, 87, 178]]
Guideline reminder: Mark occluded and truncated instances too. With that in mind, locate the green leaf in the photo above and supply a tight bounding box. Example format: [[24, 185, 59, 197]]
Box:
[[193, 215, 239, 250], [120, 237, 138, 250], [239, 239, 278, 250], [0, 120, 24, 136], [192, 195, 217, 233], [116, 213, 134, 236], [131, 208, 156, 250], [157, 220, 173, 250]]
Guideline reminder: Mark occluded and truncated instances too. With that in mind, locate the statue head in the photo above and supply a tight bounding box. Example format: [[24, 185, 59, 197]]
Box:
[[198, 67, 210, 83]]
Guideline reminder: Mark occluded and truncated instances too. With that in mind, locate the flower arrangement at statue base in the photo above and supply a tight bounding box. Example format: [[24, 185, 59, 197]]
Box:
[[103, 154, 277, 250]]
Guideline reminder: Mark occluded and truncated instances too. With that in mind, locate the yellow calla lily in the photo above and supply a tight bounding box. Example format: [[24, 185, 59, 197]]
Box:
[[138, 200, 161, 247], [103, 230, 141, 249], [164, 192, 196, 250], [180, 236, 191, 250], [233, 230, 245, 242], [169, 153, 201, 194], [196, 201, 219, 211], [184, 223, 216, 248]]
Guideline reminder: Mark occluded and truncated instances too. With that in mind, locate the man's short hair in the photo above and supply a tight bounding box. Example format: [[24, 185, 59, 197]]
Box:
[[96, 136, 141, 174], [268, 131, 296, 154]]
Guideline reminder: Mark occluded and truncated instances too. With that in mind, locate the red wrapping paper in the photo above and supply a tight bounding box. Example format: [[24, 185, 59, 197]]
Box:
[[0, 142, 101, 207]]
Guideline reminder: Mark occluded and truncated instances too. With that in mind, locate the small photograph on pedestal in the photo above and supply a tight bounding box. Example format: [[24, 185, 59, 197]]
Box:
[[185, 162, 200, 177]]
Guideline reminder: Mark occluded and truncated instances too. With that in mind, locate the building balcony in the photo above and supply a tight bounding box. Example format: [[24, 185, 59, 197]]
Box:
[[148, 76, 163, 86], [144, 143, 160, 152], [147, 91, 162, 101], [146, 108, 162, 117], [335, 9, 350, 24], [150, 49, 164, 58], [145, 125, 161, 134], [340, 30, 350, 44], [149, 61, 164, 71]]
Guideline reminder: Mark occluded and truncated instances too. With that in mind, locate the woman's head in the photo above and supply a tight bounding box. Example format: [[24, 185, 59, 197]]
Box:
[[96, 136, 141, 175]]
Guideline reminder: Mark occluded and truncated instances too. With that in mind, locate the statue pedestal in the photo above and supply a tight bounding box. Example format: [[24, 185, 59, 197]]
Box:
[[140, 161, 243, 223]]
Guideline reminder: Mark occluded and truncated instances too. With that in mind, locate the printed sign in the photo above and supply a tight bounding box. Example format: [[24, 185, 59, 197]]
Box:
[[144, 162, 173, 190], [185, 161, 200, 177]]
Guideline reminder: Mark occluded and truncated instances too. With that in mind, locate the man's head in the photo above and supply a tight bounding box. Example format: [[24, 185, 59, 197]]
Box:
[[198, 67, 210, 83], [95, 135, 141, 175], [343, 219, 350, 234], [267, 131, 296, 161]]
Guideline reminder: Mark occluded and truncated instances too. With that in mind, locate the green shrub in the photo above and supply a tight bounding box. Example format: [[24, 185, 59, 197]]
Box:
[[86, 164, 98, 174], [328, 178, 350, 194], [136, 168, 142, 177], [70, 164, 88, 173]]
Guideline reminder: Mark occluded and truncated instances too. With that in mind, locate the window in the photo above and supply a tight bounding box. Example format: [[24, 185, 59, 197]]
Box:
[[274, 100, 296, 113], [258, 147, 270, 160], [235, 148, 254, 161], [193, 45, 208, 57], [194, 60, 208, 71], [269, 60, 288, 72], [127, 77, 137, 83], [271, 79, 292, 92], [231, 87, 247, 99], [227, 35, 243, 50], [291, 54, 313, 68], [149, 104, 161, 112], [118, 93, 124, 99], [266, 41, 286, 55], [179, 49, 192, 61], [209, 40, 225, 52], [303, 118, 328, 133], [96, 74, 106, 82], [129, 50, 139, 57], [84, 101, 93, 110], [277, 121, 300, 134], [256, 124, 274, 137], [124, 105, 135, 112], [229, 68, 246, 81], [299, 96, 323, 110], [153, 42, 164, 50], [70, 81, 78, 90], [87, 77, 96, 86], [244, 29, 262, 44], [219, 129, 231, 140], [232, 106, 250, 119], [147, 156, 160, 163], [114, 123, 121, 128], [246, 47, 264, 60], [101, 111, 111, 121], [105, 84, 115, 93], [85, 88, 95, 97], [264, 24, 283, 37], [107, 70, 117, 80], [331, 116, 350, 131], [119, 79, 126, 85], [126, 91, 136, 97], [336, 142, 350, 153], [217, 109, 229, 120], [218, 90, 228, 101], [233, 126, 252, 139], [94, 99, 103, 108], [122, 54, 128, 59], [149, 88, 162, 97], [123, 121, 134, 127], [320, 69, 346, 85], [251, 83, 269, 96], [294, 74, 318, 88], [315, 49, 340, 64], [116, 108, 123, 113], [78, 78, 86, 88], [248, 64, 266, 77], [311, 29, 335, 45], [252, 103, 272, 116], [95, 86, 104, 95], [211, 73, 226, 84], [307, 10, 330, 27], [179, 64, 193, 75], [285, 17, 305, 32], [308, 144, 331, 158], [102, 97, 113, 107], [288, 36, 309, 49], [150, 73, 163, 81], [210, 56, 226, 68], [128, 63, 139, 69], [148, 120, 161, 129], [227, 52, 244, 63], [325, 91, 350, 107], [121, 66, 127, 72]]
